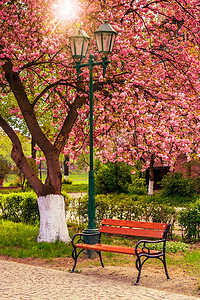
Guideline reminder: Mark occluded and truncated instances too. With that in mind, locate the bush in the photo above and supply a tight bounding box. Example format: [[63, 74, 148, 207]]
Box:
[[149, 241, 189, 253], [62, 178, 73, 185], [0, 191, 73, 225], [0, 192, 39, 224], [178, 199, 200, 241], [128, 171, 148, 195], [160, 172, 195, 197], [94, 160, 147, 195], [94, 160, 132, 194], [72, 194, 177, 228]]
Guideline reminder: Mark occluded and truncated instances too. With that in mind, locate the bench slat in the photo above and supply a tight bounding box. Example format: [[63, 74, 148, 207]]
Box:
[[101, 219, 167, 231], [75, 243, 162, 255], [99, 225, 165, 238]]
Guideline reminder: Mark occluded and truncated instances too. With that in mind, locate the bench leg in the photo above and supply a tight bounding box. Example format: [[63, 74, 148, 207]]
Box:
[[98, 251, 104, 268], [70, 248, 78, 273], [134, 256, 142, 285], [71, 248, 84, 273], [135, 254, 169, 285], [162, 254, 170, 279]]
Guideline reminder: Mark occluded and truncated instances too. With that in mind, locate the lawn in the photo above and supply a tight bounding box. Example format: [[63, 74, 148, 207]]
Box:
[[68, 172, 88, 184]]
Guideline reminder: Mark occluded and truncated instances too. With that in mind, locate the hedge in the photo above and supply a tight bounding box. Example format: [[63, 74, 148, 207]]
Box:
[[1, 191, 199, 241], [67, 194, 177, 234], [0, 192, 39, 224], [0, 191, 71, 225]]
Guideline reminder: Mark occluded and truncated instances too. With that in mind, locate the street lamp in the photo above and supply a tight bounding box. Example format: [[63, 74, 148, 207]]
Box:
[[69, 21, 117, 236]]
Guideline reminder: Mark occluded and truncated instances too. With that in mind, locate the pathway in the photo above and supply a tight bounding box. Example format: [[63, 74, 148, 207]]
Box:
[[0, 260, 199, 300]]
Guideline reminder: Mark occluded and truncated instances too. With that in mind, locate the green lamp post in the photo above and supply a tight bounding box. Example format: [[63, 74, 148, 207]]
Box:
[[69, 22, 117, 237]]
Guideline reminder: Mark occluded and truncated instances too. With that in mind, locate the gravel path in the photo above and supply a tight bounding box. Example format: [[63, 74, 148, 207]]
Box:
[[0, 260, 199, 300]]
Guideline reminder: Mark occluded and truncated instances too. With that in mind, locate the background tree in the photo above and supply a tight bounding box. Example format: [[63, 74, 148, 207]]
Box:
[[68, 0, 200, 194], [0, 157, 11, 186]]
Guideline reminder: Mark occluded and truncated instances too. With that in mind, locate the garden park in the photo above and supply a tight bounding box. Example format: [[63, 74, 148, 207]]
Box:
[[0, 0, 200, 297], [0, 159, 200, 296]]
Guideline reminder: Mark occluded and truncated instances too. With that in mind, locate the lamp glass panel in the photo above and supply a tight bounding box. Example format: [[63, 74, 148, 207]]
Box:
[[109, 34, 116, 53], [74, 37, 84, 57], [82, 38, 89, 57], [102, 32, 112, 52], [95, 32, 102, 52], [69, 37, 75, 56]]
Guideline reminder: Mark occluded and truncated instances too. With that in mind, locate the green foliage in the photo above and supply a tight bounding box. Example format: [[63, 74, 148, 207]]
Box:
[[0, 129, 13, 165], [61, 191, 72, 211], [160, 172, 195, 197], [149, 241, 189, 253], [0, 192, 39, 224], [14, 158, 39, 189], [74, 194, 177, 227], [148, 191, 197, 207], [0, 156, 11, 178], [94, 160, 147, 195], [95, 160, 132, 194], [128, 171, 148, 195], [62, 178, 73, 185], [178, 199, 200, 241]]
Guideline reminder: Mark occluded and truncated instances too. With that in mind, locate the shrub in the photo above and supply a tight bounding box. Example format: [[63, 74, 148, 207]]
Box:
[[178, 200, 200, 241], [149, 241, 189, 253], [160, 172, 195, 197], [94, 160, 132, 194], [0, 192, 39, 224], [0, 191, 73, 225], [62, 178, 73, 185], [94, 160, 147, 195], [128, 171, 148, 195], [20, 192, 39, 224], [72, 194, 177, 228]]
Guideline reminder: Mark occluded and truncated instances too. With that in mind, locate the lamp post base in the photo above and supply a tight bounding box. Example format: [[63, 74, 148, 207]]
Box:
[[82, 228, 100, 258]]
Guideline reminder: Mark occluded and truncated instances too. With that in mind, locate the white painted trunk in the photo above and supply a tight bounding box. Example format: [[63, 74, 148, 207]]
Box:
[[148, 180, 154, 195], [37, 194, 71, 243]]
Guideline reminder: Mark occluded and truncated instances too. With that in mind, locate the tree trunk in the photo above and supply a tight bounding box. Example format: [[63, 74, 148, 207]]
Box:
[[37, 194, 71, 243], [148, 155, 154, 195], [64, 155, 69, 180], [148, 179, 154, 195], [0, 176, 3, 187]]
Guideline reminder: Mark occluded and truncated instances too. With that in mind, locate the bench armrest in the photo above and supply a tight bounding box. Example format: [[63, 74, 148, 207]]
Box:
[[71, 232, 101, 247], [135, 239, 166, 255]]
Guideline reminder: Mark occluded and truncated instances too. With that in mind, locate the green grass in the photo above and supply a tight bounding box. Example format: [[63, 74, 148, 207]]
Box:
[[68, 172, 88, 184], [0, 220, 74, 258], [62, 183, 88, 193], [0, 220, 195, 257], [3, 174, 18, 187]]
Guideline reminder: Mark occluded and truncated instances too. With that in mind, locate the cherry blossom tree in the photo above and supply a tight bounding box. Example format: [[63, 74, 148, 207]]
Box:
[[0, 0, 200, 242], [68, 0, 200, 194]]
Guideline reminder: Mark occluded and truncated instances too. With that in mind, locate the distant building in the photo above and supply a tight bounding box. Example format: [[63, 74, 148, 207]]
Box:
[[146, 154, 200, 191]]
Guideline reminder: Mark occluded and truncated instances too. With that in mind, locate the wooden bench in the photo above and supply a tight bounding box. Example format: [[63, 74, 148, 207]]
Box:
[[71, 219, 171, 285]]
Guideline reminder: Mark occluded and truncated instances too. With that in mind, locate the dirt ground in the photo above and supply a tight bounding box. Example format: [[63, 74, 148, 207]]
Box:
[[0, 253, 199, 298]]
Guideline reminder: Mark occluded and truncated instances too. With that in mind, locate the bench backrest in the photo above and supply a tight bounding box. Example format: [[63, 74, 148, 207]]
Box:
[[99, 219, 169, 239]]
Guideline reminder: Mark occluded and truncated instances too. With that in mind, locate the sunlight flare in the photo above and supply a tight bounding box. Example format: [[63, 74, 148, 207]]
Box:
[[53, 0, 77, 21]]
